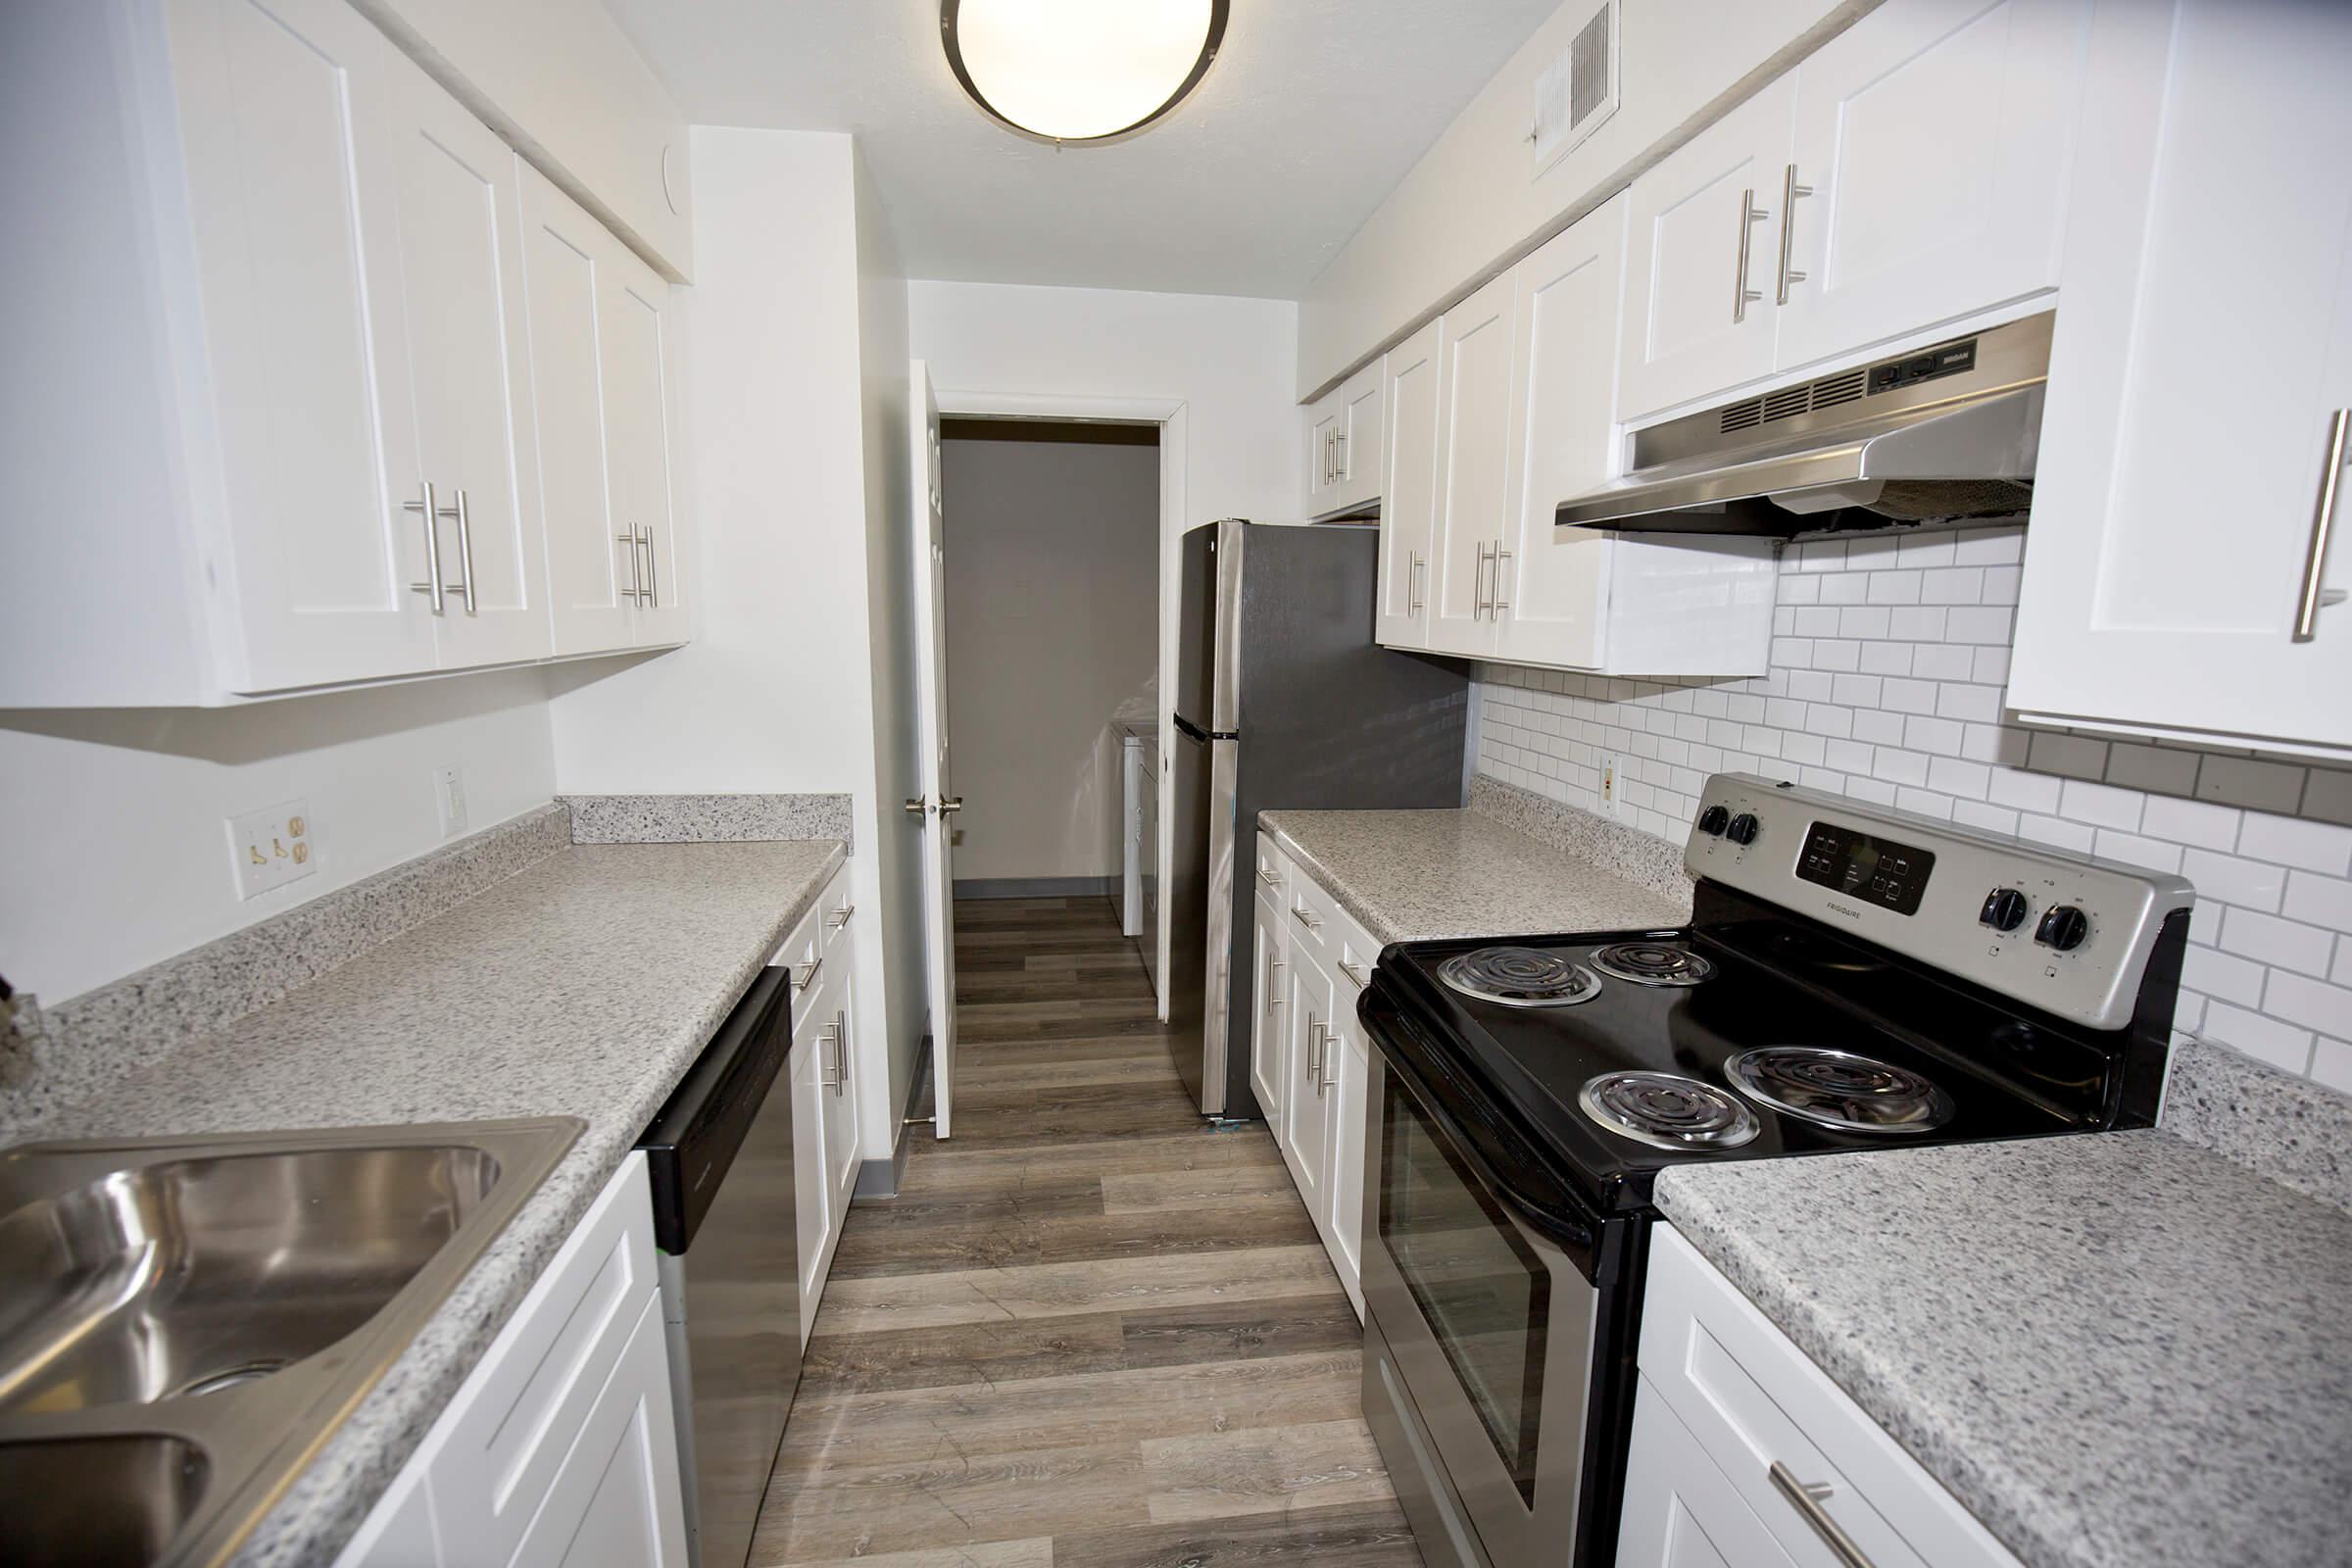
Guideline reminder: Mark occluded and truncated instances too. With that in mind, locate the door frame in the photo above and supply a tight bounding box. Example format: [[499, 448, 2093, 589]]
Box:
[[931, 388, 1188, 1020]]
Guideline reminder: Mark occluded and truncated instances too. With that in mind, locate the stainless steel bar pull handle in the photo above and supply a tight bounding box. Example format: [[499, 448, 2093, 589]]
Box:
[[1338, 957, 1367, 988], [792, 956, 822, 995], [820, 1020, 840, 1089], [616, 527, 645, 605], [1265, 952, 1283, 1012], [1407, 552, 1426, 616], [1473, 541, 1491, 618], [1733, 186, 1768, 323], [1776, 164, 1813, 306], [2296, 409, 2349, 642], [451, 488, 478, 614], [1333, 427, 1347, 481], [829, 904, 855, 929], [1305, 1017, 1324, 1086], [835, 1008, 849, 1093], [1292, 905, 1321, 932], [405, 481, 464, 613], [1492, 543, 1512, 615], [637, 526, 659, 609], [1257, 867, 1281, 889], [1768, 1463, 1876, 1568]]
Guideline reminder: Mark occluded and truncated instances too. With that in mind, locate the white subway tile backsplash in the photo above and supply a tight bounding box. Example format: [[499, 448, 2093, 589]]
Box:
[[1471, 521, 2352, 1095]]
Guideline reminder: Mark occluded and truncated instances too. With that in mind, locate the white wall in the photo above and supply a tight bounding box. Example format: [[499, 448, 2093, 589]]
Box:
[[1296, 0, 1865, 397], [547, 126, 921, 1157], [0, 668, 557, 1004], [940, 434, 1159, 882], [1471, 523, 2352, 1092]]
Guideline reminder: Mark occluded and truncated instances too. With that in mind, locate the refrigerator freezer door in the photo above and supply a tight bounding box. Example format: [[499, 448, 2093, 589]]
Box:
[[1175, 520, 1245, 734], [1166, 723, 1239, 1114]]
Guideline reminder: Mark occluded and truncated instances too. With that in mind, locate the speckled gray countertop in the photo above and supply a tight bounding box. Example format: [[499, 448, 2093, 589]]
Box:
[[1655, 1132, 2352, 1568], [1259, 808, 1691, 943], [25, 838, 845, 1567]]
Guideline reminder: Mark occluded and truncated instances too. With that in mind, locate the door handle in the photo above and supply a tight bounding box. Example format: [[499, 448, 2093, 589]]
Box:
[[835, 1007, 850, 1094], [2296, 409, 2350, 641], [1768, 1463, 1877, 1568], [615, 525, 645, 605], [1491, 544, 1512, 616], [1732, 186, 1768, 323], [1266, 953, 1283, 1012], [637, 526, 659, 608], [1407, 552, 1426, 616], [905, 798, 931, 815], [1305, 1016, 1324, 1086], [1776, 163, 1813, 306], [939, 797, 964, 815], [406, 482, 466, 613]]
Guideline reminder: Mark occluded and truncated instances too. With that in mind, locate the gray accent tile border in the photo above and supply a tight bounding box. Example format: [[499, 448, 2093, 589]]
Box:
[[560, 793, 854, 848], [1, 805, 573, 1139], [1467, 774, 1692, 902], [2160, 1036, 2352, 1213]]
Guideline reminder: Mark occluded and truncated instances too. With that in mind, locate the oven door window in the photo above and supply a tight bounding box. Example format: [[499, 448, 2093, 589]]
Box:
[[1380, 1076, 1549, 1504]]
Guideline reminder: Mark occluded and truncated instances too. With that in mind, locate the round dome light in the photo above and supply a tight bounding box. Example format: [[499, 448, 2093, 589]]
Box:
[[942, 0, 1229, 144]]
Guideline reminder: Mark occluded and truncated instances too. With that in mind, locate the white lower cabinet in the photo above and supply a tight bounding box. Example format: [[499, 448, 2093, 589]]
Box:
[[335, 1153, 688, 1568], [1621, 1227, 2022, 1568], [1374, 194, 1774, 677], [2008, 0, 2352, 757], [1257, 832, 1372, 1318], [776, 863, 859, 1348]]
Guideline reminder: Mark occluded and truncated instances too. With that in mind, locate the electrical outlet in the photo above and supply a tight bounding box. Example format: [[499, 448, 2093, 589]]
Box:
[[1599, 754, 1621, 815], [435, 765, 468, 838], [228, 800, 316, 901]]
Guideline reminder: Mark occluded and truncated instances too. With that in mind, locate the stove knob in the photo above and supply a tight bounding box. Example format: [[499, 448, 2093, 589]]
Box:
[[1696, 805, 1731, 837], [1979, 888, 2030, 933], [2034, 904, 2089, 952], [1725, 812, 1760, 847]]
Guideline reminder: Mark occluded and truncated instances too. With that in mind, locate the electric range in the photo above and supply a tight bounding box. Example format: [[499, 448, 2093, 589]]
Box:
[[1354, 773, 2193, 1568]]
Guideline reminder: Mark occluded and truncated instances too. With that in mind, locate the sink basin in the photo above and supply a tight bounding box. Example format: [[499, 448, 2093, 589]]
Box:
[[0, 1119, 580, 1568], [0, 1145, 505, 1413], [0, 1434, 209, 1567]]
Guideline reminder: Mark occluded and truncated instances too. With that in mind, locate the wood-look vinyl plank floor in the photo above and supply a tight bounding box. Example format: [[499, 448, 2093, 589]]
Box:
[[750, 897, 1407, 1567]]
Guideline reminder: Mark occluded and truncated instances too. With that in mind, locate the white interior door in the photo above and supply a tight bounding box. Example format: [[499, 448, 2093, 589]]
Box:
[[910, 362, 959, 1138]]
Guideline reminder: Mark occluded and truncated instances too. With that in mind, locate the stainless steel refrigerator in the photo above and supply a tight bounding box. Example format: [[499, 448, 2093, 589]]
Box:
[[1168, 519, 1470, 1117]]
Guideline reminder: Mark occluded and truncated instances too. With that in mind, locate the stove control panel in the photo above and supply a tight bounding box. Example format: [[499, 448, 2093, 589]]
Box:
[[1685, 773, 2194, 1031]]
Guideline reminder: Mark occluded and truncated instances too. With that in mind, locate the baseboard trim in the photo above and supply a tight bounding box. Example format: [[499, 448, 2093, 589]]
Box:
[[854, 1031, 931, 1199], [953, 875, 1117, 900]]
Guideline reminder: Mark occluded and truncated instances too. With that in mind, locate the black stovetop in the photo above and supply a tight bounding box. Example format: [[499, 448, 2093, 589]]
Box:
[[1365, 886, 2152, 1221]]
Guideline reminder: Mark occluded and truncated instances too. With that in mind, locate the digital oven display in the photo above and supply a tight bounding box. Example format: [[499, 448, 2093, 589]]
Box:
[[1795, 821, 1935, 915]]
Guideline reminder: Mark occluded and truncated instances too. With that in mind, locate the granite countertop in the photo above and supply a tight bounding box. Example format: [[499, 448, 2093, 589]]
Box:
[[30, 837, 846, 1567], [1258, 807, 1692, 943], [1655, 1131, 2352, 1568]]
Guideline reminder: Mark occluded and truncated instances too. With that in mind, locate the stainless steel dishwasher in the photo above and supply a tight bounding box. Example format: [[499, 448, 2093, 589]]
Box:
[[637, 962, 801, 1568]]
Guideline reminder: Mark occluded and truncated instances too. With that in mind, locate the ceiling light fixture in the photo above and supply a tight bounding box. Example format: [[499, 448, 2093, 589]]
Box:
[[941, 0, 1230, 145]]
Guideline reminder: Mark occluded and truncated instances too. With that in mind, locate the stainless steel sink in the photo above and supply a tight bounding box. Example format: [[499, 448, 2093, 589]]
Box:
[[0, 1118, 582, 1568]]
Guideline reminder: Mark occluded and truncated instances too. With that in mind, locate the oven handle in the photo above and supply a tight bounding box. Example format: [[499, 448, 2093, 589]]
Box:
[[1361, 987, 1605, 1273]]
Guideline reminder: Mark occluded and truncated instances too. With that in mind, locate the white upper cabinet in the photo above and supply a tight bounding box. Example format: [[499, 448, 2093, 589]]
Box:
[[1774, 0, 2089, 370], [175, 0, 439, 693], [0, 0, 687, 708], [1376, 320, 1444, 650], [520, 164, 692, 658], [1619, 74, 1796, 424], [1620, 0, 2090, 424], [389, 48, 552, 669], [1302, 360, 1385, 520], [1428, 272, 1517, 659], [2010, 0, 2352, 757]]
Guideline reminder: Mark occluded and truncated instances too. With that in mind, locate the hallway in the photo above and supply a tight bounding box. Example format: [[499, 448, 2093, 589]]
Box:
[[748, 897, 1416, 1566]]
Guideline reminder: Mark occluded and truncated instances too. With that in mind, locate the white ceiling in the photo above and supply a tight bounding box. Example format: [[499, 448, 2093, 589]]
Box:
[[603, 0, 1563, 299]]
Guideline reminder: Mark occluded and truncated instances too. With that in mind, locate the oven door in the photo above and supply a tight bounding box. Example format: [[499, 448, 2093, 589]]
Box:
[[1361, 1044, 1603, 1568]]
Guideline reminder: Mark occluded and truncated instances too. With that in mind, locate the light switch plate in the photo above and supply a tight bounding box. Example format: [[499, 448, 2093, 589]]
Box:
[[435, 764, 467, 838], [228, 800, 316, 900], [1599, 754, 1621, 815]]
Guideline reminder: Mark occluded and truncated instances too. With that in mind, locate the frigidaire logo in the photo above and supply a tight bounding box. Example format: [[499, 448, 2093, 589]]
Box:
[[1824, 900, 1864, 922]]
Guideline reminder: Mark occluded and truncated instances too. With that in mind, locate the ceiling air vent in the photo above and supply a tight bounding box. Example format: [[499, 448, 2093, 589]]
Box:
[[1532, 2, 1622, 176], [1720, 398, 1764, 435]]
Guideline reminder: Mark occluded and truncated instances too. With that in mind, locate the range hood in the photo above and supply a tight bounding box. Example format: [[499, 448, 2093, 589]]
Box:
[[1556, 313, 2051, 537]]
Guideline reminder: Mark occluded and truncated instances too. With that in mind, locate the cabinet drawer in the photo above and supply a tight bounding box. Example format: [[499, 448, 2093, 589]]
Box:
[[428, 1153, 660, 1568], [769, 893, 827, 999], [818, 864, 856, 959], [1618, 1373, 1798, 1568], [1285, 873, 1336, 961], [1252, 832, 1290, 901], [1330, 907, 1378, 1000], [1641, 1227, 2021, 1568]]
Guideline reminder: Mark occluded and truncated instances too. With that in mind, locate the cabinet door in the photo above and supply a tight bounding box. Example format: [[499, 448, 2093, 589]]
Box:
[[520, 167, 635, 657], [601, 243, 690, 648], [1617, 1379, 1798, 1568], [509, 1291, 689, 1568], [1306, 401, 1341, 516], [1774, 0, 2087, 371], [1619, 74, 1796, 422], [1280, 947, 1337, 1218], [388, 53, 552, 670], [1250, 885, 1288, 1133], [1427, 273, 1515, 659], [168, 0, 435, 691], [2010, 0, 2352, 753], [790, 1017, 832, 1337], [1376, 321, 1443, 649], [1335, 364, 1386, 514], [823, 976, 861, 1225], [1323, 1000, 1369, 1317], [1497, 195, 1629, 671]]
